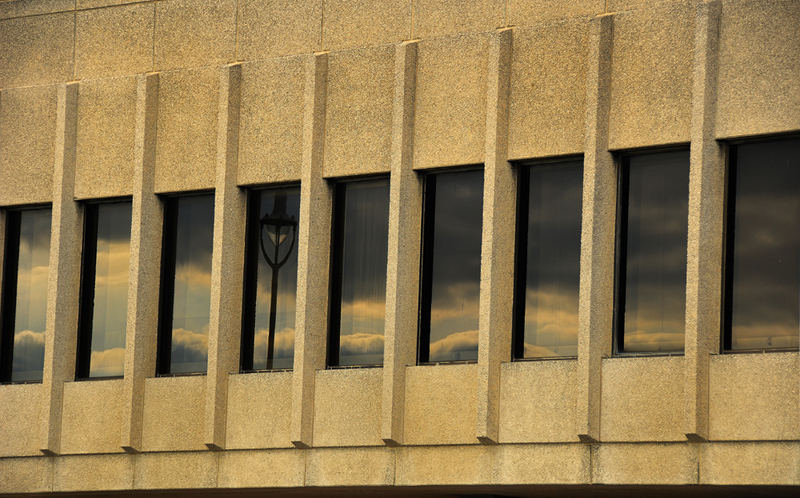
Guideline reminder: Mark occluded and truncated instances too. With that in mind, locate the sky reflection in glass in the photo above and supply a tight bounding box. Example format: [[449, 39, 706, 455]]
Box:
[[728, 138, 800, 350]]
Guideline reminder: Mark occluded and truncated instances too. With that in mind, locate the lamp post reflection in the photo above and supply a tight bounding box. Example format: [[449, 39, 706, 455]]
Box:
[[259, 194, 297, 369]]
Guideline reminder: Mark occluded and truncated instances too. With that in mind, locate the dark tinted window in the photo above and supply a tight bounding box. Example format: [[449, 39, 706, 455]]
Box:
[[725, 137, 800, 351], [1, 207, 51, 383], [329, 178, 390, 367], [241, 187, 300, 371], [158, 194, 214, 375], [77, 201, 132, 378], [514, 160, 583, 358], [616, 150, 689, 353], [419, 169, 483, 363]]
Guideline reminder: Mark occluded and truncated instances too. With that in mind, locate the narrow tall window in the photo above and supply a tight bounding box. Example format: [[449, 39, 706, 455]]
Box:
[[241, 186, 300, 371], [328, 178, 390, 367], [0, 207, 51, 383], [615, 150, 689, 354], [724, 136, 800, 351], [513, 159, 583, 359], [157, 193, 214, 375], [419, 169, 483, 363], [76, 200, 132, 379]]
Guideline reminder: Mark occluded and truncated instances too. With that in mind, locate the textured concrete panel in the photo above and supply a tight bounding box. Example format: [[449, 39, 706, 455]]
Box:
[[134, 452, 217, 489], [595, 443, 696, 484], [498, 360, 578, 443], [154, 67, 218, 193], [53, 454, 133, 491], [323, 45, 394, 177], [0, 0, 74, 19], [495, 444, 590, 484], [404, 364, 478, 445], [413, 0, 504, 39], [154, 0, 236, 70], [238, 0, 321, 60], [322, 0, 411, 51], [608, 2, 694, 149], [217, 450, 304, 488], [76, 3, 154, 79], [0, 85, 57, 206], [0, 12, 73, 88], [700, 442, 800, 485], [0, 456, 52, 493], [78, 1, 145, 8], [75, 76, 137, 199], [709, 352, 800, 441], [60, 380, 124, 454], [608, 0, 690, 11], [0, 384, 42, 457], [306, 447, 394, 486], [508, 0, 603, 26], [601, 356, 685, 442], [508, 19, 588, 160], [313, 368, 382, 447], [716, 0, 800, 138], [396, 445, 490, 485], [140, 376, 206, 451], [413, 33, 488, 169], [225, 372, 293, 449], [238, 56, 305, 186]]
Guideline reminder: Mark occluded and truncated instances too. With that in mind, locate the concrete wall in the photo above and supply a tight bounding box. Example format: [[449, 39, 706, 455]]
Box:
[[0, 0, 799, 494]]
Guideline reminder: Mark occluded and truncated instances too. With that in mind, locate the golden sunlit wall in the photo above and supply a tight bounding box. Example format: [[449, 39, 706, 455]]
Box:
[[0, 0, 799, 495]]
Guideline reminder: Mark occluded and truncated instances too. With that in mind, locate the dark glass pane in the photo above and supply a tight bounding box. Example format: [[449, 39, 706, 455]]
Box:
[[423, 169, 483, 363], [728, 138, 800, 350], [6, 209, 51, 382], [334, 179, 390, 366], [520, 161, 583, 358], [619, 150, 689, 353], [170, 195, 214, 374], [87, 202, 131, 378], [250, 188, 300, 370]]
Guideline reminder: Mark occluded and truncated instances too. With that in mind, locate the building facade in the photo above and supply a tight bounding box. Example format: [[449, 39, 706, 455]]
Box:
[[0, 0, 799, 496]]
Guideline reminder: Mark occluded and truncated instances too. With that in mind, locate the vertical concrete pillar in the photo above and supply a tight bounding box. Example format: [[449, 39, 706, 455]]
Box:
[[576, 14, 615, 444], [381, 39, 420, 447], [291, 51, 330, 449], [205, 63, 244, 451], [476, 27, 514, 445], [685, 0, 723, 442], [120, 73, 161, 453], [40, 82, 80, 455]]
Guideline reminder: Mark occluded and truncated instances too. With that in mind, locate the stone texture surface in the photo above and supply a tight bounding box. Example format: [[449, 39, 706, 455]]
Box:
[[495, 444, 590, 484], [60, 379, 124, 454], [608, 2, 694, 149], [0, 0, 74, 19], [75, 76, 137, 199], [0, 384, 42, 457], [237, 0, 321, 60], [76, 3, 154, 79], [154, 0, 236, 71], [499, 360, 578, 443], [0, 12, 74, 88], [413, 33, 488, 169], [715, 0, 800, 138], [323, 45, 394, 177], [0, 85, 57, 206], [508, 0, 603, 25], [708, 352, 800, 441], [154, 67, 218, 193], [600, 356, 685, 442], [0, 456, 52, 493], [313, 368, 382, 447], [238, 56, 305, 185], [306, 447, 394, 486], [508, 18, 588, 160], [608, 0, 691, 12], [217, 450, 304, 488], [225, 372, 293, 449], [134, 451, 217, 489], [396, 445, 491, 485], [140, 376, 207, 451], [700, 442, 800, 485], [322, 0, 411, 51], [78, 0, 146, 8], [413, 0, 505, 38], [594, 443, 697, 484], [53, 454, 133, 492], [403, 364, 478, 445]]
